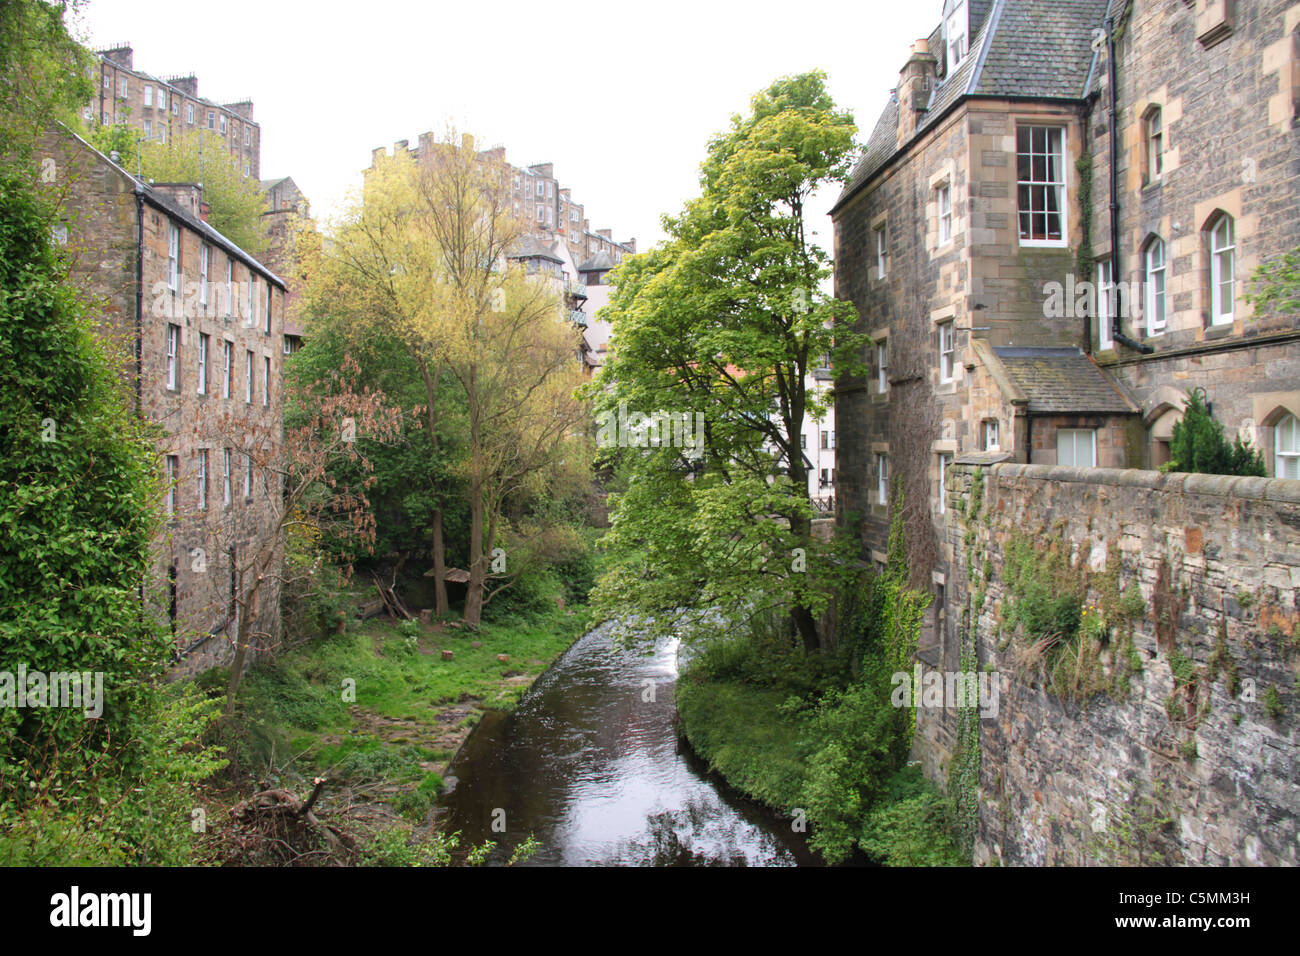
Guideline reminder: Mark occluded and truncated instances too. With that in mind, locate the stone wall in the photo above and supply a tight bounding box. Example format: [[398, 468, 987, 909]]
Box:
[[934, 462, 1299, 866]]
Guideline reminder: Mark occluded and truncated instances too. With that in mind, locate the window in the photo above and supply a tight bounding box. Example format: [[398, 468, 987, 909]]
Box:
[[937, 182, 952, 245], [197, 449, 208, 511], [263, 356, 271, 407], [158, 125, 166, 144], [144, 119, 152, 140], [199, 243, 209, 309], [166, 324, 180, 390], [243, 163, 250, 177], [167, 223, 180, 292], [158, 89, 166, 111], [570, 207, 580, 222], [801, 433, 808, 449], [1096, 259, 1115, 350], [265, 282, 272, 334], [222, 341, 232, 398], [876, 453, 890, 505], [938, 320, 955, 382], [536, 207, 545, 223], [245, 126, 251, 146], [536, 180, 545, 197], [187, 103, 194, 125], [1145, 107, 1163, 183], [945, 0, 969, 68], [1145, 238, 1168, 335], [222, 448, 232, 506], [219, 115, 226, 135], [118, 77, 128, 98], [197, 333, 208, 395], [1057, 429, 1097, 467], [144, 85, 153, 108], [247, 275, 256, 328], [937, 453, 953, 514], [820, 468, 833, 488], [546, 207, 554, 227], [207, 111, 215, 129], [1016, 126, 1066, 244], [283, 337, 293, 355], [982, 418, 1000, 451], [243, 454, 253, 499], [245, 350, 254, 403], [1276, 414, 1300, 478], [877, 339, 889, 394], [821, 430, 830, 450], [225, 259, 233, 318], [875, 224, 888, 279], [1210, 215, 1235, 326], [547, 181, 554, 199], [165, 455, 178, 516]]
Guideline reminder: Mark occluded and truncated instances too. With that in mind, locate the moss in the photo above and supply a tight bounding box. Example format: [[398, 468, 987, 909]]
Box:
[[1262, 685, 1284, 721]]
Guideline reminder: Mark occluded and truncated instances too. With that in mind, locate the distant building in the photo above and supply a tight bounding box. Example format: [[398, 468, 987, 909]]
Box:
[[87, 44, 261, 180], [260, 176, 312, 356], [40, 125, 286, 675]]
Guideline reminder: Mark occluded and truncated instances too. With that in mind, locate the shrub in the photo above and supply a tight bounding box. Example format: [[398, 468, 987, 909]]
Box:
[[1165, 387, 1265, 477]]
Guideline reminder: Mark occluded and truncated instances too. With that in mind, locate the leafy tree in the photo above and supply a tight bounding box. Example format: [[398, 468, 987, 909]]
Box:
[[1165, 387, 1265, 477], [0, 0, 93, 161], [592, 71, 862, 652], [86, 124, 269, 254]]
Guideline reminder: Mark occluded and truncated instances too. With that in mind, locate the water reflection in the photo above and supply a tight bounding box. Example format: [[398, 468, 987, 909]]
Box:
[[437, 621, 819, 866]]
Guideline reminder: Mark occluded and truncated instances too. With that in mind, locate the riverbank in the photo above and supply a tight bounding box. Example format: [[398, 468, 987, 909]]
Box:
[[197, 604, 591, 864], [675, 631, 969, 866]]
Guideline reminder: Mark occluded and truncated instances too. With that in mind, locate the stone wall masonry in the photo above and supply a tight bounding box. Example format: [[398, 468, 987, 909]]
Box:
[[936, 462, 1300, 865]]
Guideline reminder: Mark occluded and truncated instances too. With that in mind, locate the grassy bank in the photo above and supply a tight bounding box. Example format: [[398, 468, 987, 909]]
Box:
[[197, 603, 590, 864], [675, 629, 968, 867]]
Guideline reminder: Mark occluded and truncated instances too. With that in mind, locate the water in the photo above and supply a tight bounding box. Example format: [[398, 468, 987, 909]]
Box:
[[437, 620, 820, 866]]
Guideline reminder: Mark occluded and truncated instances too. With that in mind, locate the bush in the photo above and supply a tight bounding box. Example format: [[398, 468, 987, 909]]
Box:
[[1165, 387, 1265, 477], [859, 765, 966, 866]]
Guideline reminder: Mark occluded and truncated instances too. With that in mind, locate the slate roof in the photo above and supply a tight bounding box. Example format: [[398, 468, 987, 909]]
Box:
[[833, 0, 1113, 213], [509, 236, 564, 263], [992, 347, 1137, 415], [578, 251, 616, 272]]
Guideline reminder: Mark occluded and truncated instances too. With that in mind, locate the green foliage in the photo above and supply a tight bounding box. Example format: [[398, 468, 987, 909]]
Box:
[[859, 766, 966, 866], [1165, 387, 1265, 477], [1247, 244, 1300, 316], [1091, 778, 1178, 866], [1262, 684, 1283, 721], [0, 0, 94, 161]]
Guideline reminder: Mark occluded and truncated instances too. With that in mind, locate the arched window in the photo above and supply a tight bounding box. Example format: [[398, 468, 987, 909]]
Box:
[[1276, 414, 1300, 478], [1209, 214, 1235, 326], [1145, 237, 1167, 336]]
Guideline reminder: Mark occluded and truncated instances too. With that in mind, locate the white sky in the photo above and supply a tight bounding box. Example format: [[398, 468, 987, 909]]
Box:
[[73, 0, 942, 250]]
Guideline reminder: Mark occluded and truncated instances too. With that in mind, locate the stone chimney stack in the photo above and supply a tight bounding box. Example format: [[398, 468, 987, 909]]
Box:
[[896, 38, 938, 148]]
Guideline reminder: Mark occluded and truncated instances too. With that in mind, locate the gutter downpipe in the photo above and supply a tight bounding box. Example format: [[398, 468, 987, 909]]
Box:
[[1106, 13, 1154, 355]]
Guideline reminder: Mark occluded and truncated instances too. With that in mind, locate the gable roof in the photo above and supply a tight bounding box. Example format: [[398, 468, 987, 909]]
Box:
[[832, 0, 1111, 214], [992, 346, 1138, 415]]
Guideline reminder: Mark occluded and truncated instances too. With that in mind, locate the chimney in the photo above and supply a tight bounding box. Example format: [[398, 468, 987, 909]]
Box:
[[168, 75, 198, 98], [896, 38, 938, 148], [200, 201, 210, 223], [223, 100, 254, 120], [99, 45, 133, 69], [395, 139, 409, 153]]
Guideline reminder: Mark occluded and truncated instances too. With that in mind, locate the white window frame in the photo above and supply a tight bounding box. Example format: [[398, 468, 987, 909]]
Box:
[[197, 333, 208, 396], [1210, 216, 1235, 326], [875, 224, 888, 279], [263, 355, 271, 407], [245, 349, 254, 404], [1276, 414, 1300, 478], [983, 418, 1000, 452], [197, 449, 208, 511], [166, 323, 180, 390], [937, 452, 953, 514], [945, 0, 969, 70], [939, 320, 956, 383], [876, 452, 890, 505], [222, 448, 233, 506], [158, 89, 166, 111], [167, 223, 180, 292], [222, 340, 232, 398], [1146, 238, 1168, 335], [207, 110, 215, 129], [1145, 107, 1163, 183], [144, 85, 153, 108], [1057, 429, 1097, 468], [1016, 125, 1068, 247], [118, 77, 128, 98], [165, 455, 178, 516], [937, 181, 953, 246], [219, 114, 227, 135], [1096, 259, 1115, 350], [877, 339, 889, 394], [199, 243, 209, 308], [187, 103, 194, 125]]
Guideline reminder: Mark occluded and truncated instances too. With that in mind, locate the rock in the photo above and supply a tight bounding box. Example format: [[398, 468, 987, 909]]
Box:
[[471, 641, 482, 649], [441, 650, 454, 661], [497, 653, 510, 664]]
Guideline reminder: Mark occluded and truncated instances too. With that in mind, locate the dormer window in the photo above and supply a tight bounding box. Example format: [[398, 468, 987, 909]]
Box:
[[945, 0, 969, 70]]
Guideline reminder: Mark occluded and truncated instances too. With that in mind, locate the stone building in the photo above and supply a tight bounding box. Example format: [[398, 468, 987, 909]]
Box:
[[40, 125, 286, 674], [88, 44, 261, 180], [833, 0, 1300, 570]]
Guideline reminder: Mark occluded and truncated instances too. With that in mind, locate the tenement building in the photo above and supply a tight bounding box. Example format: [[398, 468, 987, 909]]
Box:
[[40, 125, 287, 675], [89, 44, 261, 179], [834, 0, 1300, 566]]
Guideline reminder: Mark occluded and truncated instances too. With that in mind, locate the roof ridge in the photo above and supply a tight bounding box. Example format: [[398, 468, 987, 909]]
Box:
[[966, 0, 1005, 96]]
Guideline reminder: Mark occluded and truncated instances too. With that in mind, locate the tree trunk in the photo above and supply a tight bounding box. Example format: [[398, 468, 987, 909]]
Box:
[[416, 356, 448, 618], [223, 577, 258, 718], [463, 489, 485, 627]]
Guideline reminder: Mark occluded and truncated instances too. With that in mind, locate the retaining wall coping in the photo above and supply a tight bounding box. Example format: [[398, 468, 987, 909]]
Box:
[[950, 462, 1300, 503]]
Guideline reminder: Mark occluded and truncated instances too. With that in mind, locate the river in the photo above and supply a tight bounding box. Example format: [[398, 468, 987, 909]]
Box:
[[436, 620, 821, 866]]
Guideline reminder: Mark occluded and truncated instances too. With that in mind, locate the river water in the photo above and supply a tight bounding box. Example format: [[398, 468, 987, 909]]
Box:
[[436, 620, 820, 866]]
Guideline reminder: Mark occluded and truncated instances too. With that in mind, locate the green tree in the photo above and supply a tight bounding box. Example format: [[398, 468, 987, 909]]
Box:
[[592, 71, 863, 652], [0, 0, 93, 161], [86, 123, 269, 254], [1166, 387, 1265, 477]]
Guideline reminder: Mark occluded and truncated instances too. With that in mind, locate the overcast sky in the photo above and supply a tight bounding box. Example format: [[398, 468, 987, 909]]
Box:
[[72, 0, 941, 250]]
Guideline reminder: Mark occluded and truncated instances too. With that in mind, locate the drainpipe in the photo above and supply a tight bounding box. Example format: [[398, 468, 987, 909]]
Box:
[[134, 185, 145, 413], [1105, 13, 1154, 355]]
